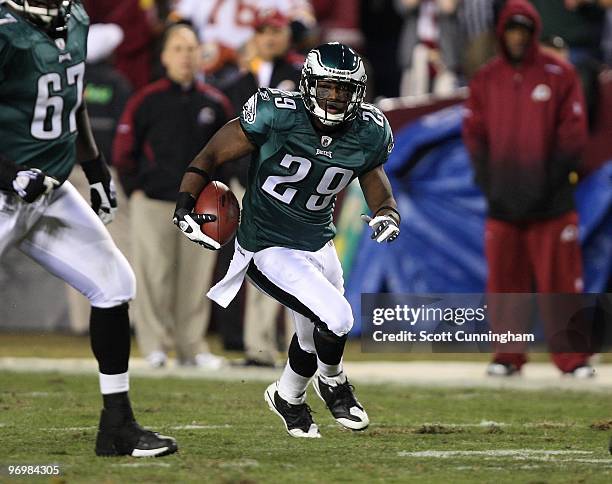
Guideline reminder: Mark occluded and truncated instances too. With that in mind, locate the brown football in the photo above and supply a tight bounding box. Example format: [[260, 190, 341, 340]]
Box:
[[194, 181, 240, 246]]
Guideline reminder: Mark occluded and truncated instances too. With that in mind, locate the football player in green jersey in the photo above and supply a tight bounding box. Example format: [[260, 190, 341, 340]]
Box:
[[174, 42, 399, 438], [0, 1, 177, 456]]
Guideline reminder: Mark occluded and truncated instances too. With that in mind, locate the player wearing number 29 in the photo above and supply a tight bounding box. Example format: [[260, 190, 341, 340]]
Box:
[[0, 1, 176, 456], [174, 42, 399, 438]]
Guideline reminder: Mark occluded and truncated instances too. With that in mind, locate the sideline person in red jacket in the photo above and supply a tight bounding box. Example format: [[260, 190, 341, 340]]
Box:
[[462, 0, 593, 377]]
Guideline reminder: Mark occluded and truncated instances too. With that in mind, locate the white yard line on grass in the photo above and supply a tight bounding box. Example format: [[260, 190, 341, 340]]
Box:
[[40, 426, 97, 431], [218, 459, 259, 468], [399, 450, 593, 458], [396, 449, 612, 466], [113, 462, 172, 468], [170, 424, 232, 430], [39, 424, 233, 431], [569, 459, 612, 464], [414, 421, 579, 428], [399, 449, 612, 466], [418, 420, 508, 428]]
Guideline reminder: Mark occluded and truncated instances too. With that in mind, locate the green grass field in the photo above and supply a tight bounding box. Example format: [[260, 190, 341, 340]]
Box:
[[1, 371, 611, 483]]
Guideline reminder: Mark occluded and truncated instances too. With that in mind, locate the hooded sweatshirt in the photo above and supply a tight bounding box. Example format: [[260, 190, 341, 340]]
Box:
[[462, 0, 588, 222]]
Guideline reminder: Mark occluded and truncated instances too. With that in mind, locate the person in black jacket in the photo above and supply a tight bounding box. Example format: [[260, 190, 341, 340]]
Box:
[[113, 24, 232, 369]]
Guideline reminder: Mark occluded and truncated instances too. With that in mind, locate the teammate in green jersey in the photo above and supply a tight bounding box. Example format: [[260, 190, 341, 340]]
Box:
[[174, 42, 399, 438], [0, 0, 177, 456]]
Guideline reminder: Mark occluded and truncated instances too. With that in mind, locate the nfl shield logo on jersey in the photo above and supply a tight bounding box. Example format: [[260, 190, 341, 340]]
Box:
[[321, 136, 332, 147]]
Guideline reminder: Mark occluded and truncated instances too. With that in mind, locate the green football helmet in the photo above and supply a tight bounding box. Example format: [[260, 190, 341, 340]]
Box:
[[2, 0, 72, 34], [299, 42, 367, 127]]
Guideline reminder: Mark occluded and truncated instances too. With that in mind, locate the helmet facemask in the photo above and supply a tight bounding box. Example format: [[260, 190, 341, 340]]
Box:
[[3, 0, 71, 36], [300, 43, 367, 127]]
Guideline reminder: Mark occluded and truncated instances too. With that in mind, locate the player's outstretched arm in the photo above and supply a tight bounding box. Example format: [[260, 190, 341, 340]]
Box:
[[358, 166, 400, 243], [173, 118, 255, 249], [76, 102, 117, 224]]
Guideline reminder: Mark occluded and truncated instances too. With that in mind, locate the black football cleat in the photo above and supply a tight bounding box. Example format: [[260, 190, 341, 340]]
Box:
[[264, 382, 320, 438], [313, 374, 369, 431], [95, 407, 178, 457]]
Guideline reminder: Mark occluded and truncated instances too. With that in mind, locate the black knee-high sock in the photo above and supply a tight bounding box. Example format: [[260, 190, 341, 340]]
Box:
[[288, 334, 317, 378], [313, 327, 347, 365], [90, 303, 131, 374], [90, 304, 131, 409]]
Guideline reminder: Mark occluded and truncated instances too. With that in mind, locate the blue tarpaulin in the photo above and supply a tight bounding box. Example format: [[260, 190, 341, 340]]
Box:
[[345, 105, 612, 335]]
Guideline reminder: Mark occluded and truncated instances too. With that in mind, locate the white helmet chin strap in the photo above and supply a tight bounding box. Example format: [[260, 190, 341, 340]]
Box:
[[4, 0, 59, 24]]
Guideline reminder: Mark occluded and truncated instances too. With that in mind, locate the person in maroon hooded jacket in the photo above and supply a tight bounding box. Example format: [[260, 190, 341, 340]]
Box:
[[462, 0, 593, 378]]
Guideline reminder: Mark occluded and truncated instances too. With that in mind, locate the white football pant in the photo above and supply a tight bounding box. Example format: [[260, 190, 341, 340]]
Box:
[[0, 182, 135, 308], [247, 241, 353, 353]]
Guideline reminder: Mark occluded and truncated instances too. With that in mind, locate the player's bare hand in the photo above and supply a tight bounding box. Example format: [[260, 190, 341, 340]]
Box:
[[361, 214, 400, 243], [12, 168, 59, 203], [173, 209, 220, 250]]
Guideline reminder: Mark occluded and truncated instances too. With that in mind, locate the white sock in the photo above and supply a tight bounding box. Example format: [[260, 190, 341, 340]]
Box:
[[277, 362, 311, 405], [99, 372, 129, 394], [317, 359, 346, 384]]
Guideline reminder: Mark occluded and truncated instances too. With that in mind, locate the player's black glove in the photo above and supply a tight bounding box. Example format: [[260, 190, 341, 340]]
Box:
[[361, 212, 400, 243], [81, 154, 117, 224], [12, 168, 59, 203], [173, 192, 220, 250]]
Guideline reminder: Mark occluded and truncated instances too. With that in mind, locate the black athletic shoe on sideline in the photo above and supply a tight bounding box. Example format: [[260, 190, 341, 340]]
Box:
[[312, 375, 369, 431], [264, 382, 320, 438], [95, 407, 178, 457]]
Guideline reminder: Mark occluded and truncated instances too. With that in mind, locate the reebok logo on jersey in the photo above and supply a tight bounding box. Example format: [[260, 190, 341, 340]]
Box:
[[316, 149, 333, 159], [531, 84, 551, 102], [0, 13, 17, 25]]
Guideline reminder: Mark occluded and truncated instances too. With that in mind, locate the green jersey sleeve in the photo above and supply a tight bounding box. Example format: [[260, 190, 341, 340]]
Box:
[[239, 89, 276, 147]]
